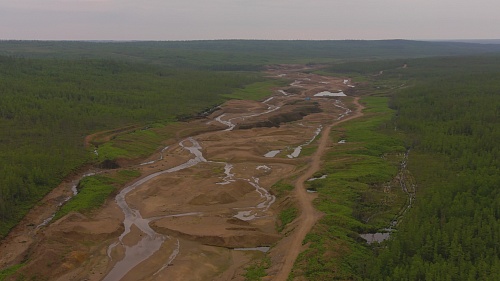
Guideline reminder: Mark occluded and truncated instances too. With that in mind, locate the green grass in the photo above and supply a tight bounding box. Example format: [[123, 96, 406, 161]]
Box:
[[277, 207, 298, 233], [298, 145, 316, 157], [96, 129, 164, 161], [53, 169, 141, 220], [270, 180, 295, 197], [0, 264, 24, 281], [223, 80, 287, 101], [94, 121, 183, 162], [244, 256, 271, 281]]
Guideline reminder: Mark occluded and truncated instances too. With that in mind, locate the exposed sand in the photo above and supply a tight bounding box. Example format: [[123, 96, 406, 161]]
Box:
[[0, 65, 362, 280]]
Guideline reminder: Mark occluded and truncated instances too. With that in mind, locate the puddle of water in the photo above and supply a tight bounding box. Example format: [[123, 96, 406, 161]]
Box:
[[250, 177, 275, 210], [233, 177, 275, 221], [36, 214, 56, 229], [360, 232, 391, 244], [217, 163, 235, 185], [308, 126, 323, 145], [307, 175, 327, 182], [234, 247, 270, 253], [314, 91, 346, 97], [287, 146, 302, 158], [264, 150, 281, 158], [287, 125, 322, 158], [263, 97, 274, 103], [333, 100, 352, 120], [286, 148, 300, 159], [234, 210, 257, 221]]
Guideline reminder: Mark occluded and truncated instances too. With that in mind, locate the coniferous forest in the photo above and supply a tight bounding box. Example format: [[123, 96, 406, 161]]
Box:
[[367, 56, 500, 280]]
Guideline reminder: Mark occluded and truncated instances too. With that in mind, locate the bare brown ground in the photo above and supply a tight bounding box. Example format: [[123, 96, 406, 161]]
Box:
[[0, 65, 363, 281]]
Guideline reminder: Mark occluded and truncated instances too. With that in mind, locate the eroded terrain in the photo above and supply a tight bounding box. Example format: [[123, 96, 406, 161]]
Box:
[[0, 65, 362, 280]]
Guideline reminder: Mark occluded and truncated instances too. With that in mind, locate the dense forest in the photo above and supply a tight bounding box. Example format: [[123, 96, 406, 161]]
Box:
[[2, 40, 500, 70], [367, 56, 500, 280], [0, 55, 262, 237], [292, 55, 500, 280]]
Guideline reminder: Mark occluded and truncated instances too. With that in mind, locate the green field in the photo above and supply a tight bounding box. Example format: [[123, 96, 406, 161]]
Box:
[[54, 170, 141, 221]]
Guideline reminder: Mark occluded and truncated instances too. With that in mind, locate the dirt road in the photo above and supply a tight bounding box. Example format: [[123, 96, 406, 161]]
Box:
[[273, 97, 365, 281]]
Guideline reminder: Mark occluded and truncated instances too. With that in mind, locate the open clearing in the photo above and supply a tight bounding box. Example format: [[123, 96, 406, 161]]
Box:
[[0, 65, 364, 280]]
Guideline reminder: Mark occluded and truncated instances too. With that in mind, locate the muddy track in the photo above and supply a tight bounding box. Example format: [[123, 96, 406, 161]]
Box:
[[273, 97, 365, 281]]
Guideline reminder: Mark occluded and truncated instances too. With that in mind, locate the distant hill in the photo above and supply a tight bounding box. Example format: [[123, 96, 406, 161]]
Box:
[[1, 40, 500, 69], [431, 39, 500, 45]]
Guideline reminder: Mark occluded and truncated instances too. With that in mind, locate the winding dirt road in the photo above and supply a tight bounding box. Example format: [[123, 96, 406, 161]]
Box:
[[273, 97, 365, 281]]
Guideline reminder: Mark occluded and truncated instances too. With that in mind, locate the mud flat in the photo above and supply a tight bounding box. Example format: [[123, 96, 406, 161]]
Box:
[[0, 65, 360, 280]]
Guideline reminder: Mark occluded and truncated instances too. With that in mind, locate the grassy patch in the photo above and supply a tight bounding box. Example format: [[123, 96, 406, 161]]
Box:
[[94, 121, 212, 163], [54, 169, 140, 220], [244, 256, 271, 281], [277, 207, 298, 233], [223, 80, 287, 101], [0, 264, 24, 281], [270, 180, 295, 197], [298, 145, 316, 157], [113, 169, 142, 184], [96, 128, 165, 161]]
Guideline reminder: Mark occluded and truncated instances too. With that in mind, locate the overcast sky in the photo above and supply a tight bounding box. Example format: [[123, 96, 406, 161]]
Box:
[[1, 0, 499, 40]]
